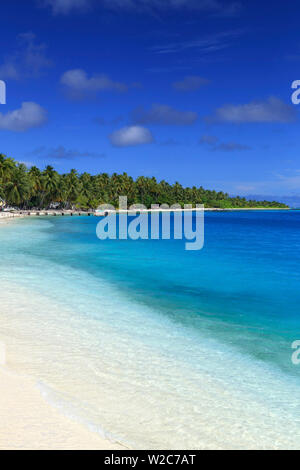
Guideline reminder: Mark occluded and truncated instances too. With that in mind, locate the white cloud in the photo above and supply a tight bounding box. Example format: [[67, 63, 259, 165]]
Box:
[[216, 142, 251, 152], [43, 0, 90, 14], [151, 30, 242, 55], [274, 170, 300, 191], [61, 69, 128, 99], [30, 145, 105, 159], [101, 0, 234, 12], [173, 76, 210, 91], [132, 104, 198, 125], [0, 63, 19, 80], [109, 126, 154, 147], [0, 33, 52, 80], [42, 0, 240, 15], [208, 97, 297, 123], [200, 134, 251, 151], [200, 134, 219, 145], [0, 102, 48, 132], [212, 170, 300, 196]]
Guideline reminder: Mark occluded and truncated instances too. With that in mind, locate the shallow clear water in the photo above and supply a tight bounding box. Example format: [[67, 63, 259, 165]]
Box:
[[1, 212, 300, 449]]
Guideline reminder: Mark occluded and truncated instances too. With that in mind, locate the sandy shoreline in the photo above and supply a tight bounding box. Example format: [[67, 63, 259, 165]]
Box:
[[0, 213, 24, 221], [0, 361, 125, 450], [0, 233, 125, 451], [0, 221, 126, 450], [0, 207, 291, 221]]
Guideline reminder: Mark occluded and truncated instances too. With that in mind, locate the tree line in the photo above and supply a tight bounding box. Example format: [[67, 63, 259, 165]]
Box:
[[0, 154, 288, 210]]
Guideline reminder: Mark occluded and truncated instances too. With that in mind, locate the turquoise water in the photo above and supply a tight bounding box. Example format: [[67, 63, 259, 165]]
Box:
[[1, 211, 300, 449]]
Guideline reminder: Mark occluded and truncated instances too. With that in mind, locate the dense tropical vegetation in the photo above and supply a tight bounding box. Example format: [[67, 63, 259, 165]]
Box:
[[0, 154, 288, 210]]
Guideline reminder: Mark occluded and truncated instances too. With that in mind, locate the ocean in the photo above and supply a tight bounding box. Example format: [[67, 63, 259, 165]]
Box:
[[1, 211, 300, 449]]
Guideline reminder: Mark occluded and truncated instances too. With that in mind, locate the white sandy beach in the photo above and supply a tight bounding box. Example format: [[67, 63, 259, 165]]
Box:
[[0, 213, 23, 220], [0, 365, 124, 450], [0, 215, 124, 450]]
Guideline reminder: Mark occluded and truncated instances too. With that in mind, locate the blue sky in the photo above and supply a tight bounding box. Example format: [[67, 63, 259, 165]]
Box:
[[0, 0, 299, 197]]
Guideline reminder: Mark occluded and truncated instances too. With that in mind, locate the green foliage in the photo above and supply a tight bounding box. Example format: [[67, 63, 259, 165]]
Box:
[[0, 154, 289, 210]]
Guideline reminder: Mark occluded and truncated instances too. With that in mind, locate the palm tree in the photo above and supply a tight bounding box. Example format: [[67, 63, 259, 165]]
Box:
[[4, 164, 30, 207], [42, 165, 60, 207], [0, 154, 16, 184], [64, 169, 80, 209], [29, 166, 43, 193]]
